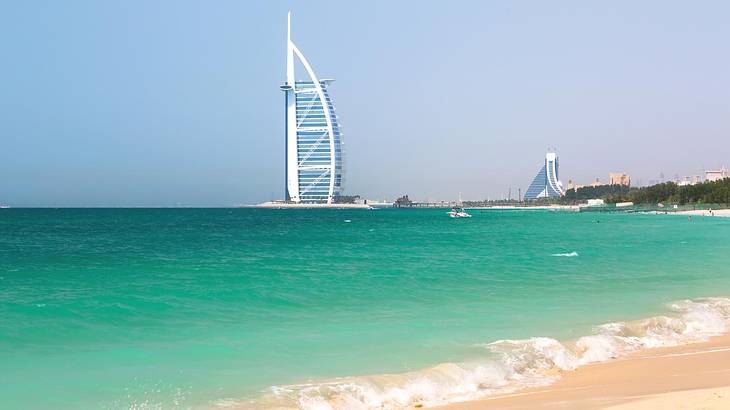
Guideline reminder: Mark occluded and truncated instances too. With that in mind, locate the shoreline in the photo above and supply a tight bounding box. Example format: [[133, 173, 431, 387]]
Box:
[[244, 202, 377, 209], [671, 209, 730, 217], [237, 297, 730, 409], [435, 333, 730, 410], [466, 205, 580, 211]]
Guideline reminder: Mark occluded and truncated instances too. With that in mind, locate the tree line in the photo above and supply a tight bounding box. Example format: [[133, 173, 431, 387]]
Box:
[[561, 178, 730, 205]]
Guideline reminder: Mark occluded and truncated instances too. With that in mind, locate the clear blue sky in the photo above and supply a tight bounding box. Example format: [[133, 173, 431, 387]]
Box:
[[1, 1, 729, 206]]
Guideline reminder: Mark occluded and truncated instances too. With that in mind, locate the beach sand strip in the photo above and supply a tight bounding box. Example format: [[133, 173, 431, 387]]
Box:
[[435, 334, 730, 409]]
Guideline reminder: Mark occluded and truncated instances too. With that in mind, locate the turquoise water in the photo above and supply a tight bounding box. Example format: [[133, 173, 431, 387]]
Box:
[[1, 208, 729, 409]]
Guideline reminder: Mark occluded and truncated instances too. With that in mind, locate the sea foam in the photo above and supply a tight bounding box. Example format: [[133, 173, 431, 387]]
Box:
[[551, 251, 579, 257], [218, 297, 730, 410]]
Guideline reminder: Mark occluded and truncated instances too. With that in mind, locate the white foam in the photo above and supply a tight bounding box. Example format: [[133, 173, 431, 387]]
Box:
[[551, 251, 579, 257], [221, 297, 730, 410], [487, 337, 579, 372]]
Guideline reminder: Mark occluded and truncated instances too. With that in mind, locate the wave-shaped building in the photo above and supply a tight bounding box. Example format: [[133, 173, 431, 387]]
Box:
[[524, 152, 565, 200], [280, 13, 344, 204]]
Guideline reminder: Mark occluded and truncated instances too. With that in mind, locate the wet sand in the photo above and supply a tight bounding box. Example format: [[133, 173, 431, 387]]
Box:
[[436, 334, 730, 409]]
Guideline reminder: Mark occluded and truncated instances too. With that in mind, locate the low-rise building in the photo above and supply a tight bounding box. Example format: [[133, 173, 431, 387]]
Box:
[[706, 167, 728, 182], [677, 177, 693, 187], [567, 180, 584, 190]]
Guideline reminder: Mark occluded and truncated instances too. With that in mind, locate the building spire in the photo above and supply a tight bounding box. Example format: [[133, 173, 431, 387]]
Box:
[[286, 11, 294, 86]]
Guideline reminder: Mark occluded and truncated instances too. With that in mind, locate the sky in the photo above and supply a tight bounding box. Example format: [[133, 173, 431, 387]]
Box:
[[1, 1, 729, 206]]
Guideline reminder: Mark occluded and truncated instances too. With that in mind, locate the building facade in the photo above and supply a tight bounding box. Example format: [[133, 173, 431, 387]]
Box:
[[280, 13, 344, 203], [608, 172, 631, 186], [524, 152, 565, 200], [566, 179, 580, 191], [706, 167, 728, 182]]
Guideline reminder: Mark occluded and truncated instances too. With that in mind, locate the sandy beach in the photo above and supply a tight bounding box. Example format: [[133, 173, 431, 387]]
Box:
[[672, 209, 730, 217], [436, 334, 730, 410]]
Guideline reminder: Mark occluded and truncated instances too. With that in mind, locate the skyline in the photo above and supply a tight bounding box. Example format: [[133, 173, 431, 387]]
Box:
[[1, 1, 729, 206]]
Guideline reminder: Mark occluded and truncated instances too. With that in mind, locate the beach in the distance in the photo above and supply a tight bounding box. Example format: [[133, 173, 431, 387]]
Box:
[[674, 209, 730, 217]]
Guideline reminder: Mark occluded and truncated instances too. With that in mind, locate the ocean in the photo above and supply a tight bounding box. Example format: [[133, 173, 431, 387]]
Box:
[[1, 208, 729, 409]]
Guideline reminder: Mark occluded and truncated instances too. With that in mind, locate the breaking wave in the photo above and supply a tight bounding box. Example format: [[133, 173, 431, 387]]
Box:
[[215, 297, 730, 410], [551, 251, 579, 257]]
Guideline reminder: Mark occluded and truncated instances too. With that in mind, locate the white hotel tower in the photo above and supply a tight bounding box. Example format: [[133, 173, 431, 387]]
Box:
[[280, 12, 344, 204], [524, 151, 565, 200]]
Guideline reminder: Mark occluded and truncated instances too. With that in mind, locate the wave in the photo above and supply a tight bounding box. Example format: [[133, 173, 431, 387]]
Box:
[[216, 297, 730, 410], [551, 251, 579, 257]]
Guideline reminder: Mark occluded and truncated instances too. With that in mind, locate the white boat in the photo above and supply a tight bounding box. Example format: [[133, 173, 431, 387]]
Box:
[[448, 208, 472, 218]]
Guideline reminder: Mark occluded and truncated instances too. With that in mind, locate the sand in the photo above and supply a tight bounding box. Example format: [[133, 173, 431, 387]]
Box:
[[601, 387, 730, 410], [672, 209, 730, 217], [435, 334, 730, 410]]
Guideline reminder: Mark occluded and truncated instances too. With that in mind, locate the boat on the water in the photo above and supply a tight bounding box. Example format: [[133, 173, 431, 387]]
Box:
[[448, 208, 472, 218]]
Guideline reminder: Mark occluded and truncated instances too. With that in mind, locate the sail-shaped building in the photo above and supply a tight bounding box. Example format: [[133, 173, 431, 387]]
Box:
[[524, 152, 565, 200], [280, 12, 344, 204]]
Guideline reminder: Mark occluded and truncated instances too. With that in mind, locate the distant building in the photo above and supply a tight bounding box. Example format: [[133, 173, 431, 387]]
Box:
[[394, 195, 413, 207], [608, 172, 631, 187], [676, 174, 704, 186], [677, 177, 693, 187], [280, 13, 344, 204], [567, 179, 584, 191], [524, 152, 565, 200], [706, 167, 728, 182]]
